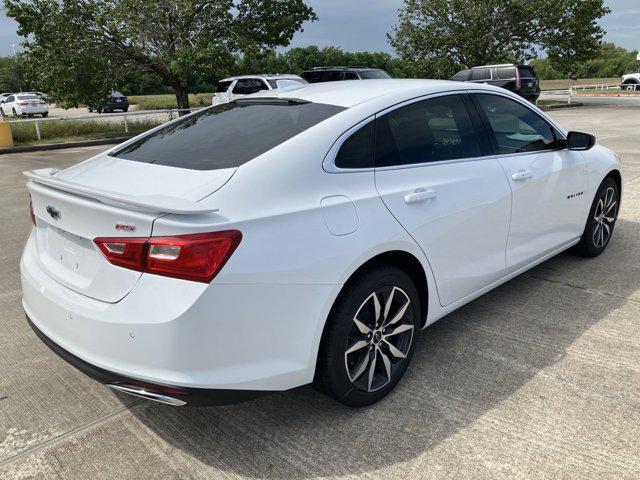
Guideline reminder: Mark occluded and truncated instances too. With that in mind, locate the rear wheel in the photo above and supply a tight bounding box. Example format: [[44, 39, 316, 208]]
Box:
[[12, 108, 17, 117], [315, 265, 420, 407], [41, 112, 48, 118], [575, 177, 619, 257]]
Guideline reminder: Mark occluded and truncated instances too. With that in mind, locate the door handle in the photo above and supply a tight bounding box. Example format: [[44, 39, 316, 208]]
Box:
[[511, 170, 533, 181], [404, 189, 437, 204]]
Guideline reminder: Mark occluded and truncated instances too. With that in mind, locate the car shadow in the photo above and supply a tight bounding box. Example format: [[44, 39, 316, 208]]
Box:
[[125, 218, 639, 478]]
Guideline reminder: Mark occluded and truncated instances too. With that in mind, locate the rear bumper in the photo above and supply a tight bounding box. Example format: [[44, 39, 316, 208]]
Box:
[[21, 230, 338, 394], [26, 315, 267, 406]]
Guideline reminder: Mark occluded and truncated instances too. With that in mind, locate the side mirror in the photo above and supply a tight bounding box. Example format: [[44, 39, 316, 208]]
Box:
[[567, 131, 596, 151]]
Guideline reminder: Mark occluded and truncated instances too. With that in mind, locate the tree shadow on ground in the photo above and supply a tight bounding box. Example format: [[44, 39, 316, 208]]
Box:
[[127, 218, 639, 479]]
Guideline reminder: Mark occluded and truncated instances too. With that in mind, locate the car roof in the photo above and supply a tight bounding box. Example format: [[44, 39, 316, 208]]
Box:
[[246, 78, 506, 108], [219, 74, 304, 82], [471, 64, 532, 69], [304, 66, 383, 72]]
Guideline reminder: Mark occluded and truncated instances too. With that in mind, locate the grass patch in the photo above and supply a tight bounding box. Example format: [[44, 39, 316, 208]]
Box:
[[129, 93, 212, 110], [10, 118, 161, 145], [540, 77, 620, 90]]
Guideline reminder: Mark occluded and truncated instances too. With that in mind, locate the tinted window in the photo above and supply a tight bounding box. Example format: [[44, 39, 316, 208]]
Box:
[[113, 100, 345, 170], [471, 68, 491, 81], [474, 94, 556, 154], [267, 80, 278, 89], [335, 121, 375, 169], [343, 72, 359, 80], [216, 81, 233, 93], [324, 71, 344, 82], [6, 96, 14, 102], [300, 71, 325, 83], [518, 67, 536, 79], [358, 70, 392, 79], [375, 95, 482, 167], [232, 79, 268, 95], [451, 70, 470, 81], [496, 67, 515, 80]]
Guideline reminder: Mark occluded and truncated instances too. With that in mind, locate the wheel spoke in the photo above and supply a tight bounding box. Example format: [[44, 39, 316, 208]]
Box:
[[384, 299, 410, 328], [346, 340, 368, 355], [350, 351, 371, 381], [384, 323, 414, 338], [604, 200, 616, 216], [352, 317, 371, 335], [384, 339, 407, 359], [379, 348, 392, 381], [603, 222, 610, 237], [367, 350, 378, 391], [372, 292, 381, 325], [382, 287, 397, 322]]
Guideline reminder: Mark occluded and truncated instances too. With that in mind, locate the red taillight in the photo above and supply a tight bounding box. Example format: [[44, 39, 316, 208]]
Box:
[[17, 101, 28, 106], [29, 197, 36, 226], [93, 231, 242, 283]]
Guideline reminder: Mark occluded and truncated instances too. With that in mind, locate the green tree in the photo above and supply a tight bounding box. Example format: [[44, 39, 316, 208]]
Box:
[[0, 54, 30, 92], [5, 0, 316, 109], [388, 0, 610, 75]]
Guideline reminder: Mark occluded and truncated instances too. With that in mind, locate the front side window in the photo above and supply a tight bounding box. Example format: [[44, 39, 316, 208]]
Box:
[[334, 121, 375, 169], [473, 94, 556, 154], [112, 100, 345, 170], [232, 79, 268, 95], [375, 95, 482, 167]]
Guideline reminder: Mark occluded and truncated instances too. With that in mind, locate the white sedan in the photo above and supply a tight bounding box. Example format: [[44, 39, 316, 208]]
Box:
[[1, 93, 49, 117], [21, 80, 621, 407]]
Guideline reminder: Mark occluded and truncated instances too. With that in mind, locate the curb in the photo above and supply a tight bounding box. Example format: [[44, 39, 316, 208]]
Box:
[[0, 136, 133, 155], [538, 102, 584, 111]]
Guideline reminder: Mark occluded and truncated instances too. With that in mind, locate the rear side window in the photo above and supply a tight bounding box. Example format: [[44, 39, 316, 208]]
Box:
[[496, 67, 515, 80], [471, 68, 491, 81], [343, 72, 359, 80], [335, 121, 375, 169], [375, 94, 482, 167], [112, 100, 346, 170], [232, 79, 268, 95], [358, 70, 392, 79], [323, 71, 344, 82], [216, 81, 232, 93], [473, 94, 556, 154], [518, 67, 536, 79], [300, 71, 326, 83]]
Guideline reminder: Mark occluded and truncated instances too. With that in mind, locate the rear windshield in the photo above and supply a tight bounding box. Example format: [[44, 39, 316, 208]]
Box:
[[17, 95, 40, 100], [358, 70, 392, 80], [112, 100, 345, 170]]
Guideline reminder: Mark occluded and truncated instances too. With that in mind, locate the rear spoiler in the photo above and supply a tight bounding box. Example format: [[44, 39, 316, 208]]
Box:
[[24, 168, 219, 215]]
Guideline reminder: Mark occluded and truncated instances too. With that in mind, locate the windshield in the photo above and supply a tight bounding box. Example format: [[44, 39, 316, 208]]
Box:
[[112, 99, 345, 170], [358, 70, 392, 80]]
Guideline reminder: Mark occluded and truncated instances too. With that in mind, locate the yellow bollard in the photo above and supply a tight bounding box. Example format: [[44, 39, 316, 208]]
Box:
[[0, 120, 14, 148]]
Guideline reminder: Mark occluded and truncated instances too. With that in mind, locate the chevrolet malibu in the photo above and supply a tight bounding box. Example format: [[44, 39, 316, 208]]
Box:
[[21, 80, 622, 407]]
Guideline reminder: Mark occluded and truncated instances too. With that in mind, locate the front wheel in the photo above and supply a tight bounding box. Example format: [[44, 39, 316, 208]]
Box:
[[315, 265, 420, 407], [575, 177, 619, 257], [41, 112, 48, 118]]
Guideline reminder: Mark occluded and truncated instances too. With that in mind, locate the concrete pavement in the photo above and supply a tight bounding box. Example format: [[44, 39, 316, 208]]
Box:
[[0, 108, 639, 479]]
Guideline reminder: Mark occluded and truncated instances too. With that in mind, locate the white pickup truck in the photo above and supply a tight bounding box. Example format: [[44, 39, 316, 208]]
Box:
[[620, 73, 640, 90]]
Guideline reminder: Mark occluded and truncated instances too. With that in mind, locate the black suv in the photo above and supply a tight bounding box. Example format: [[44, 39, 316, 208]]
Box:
[[300, 66, 392, 83], [452, 64, 541, 102], [88, 91, 130, 113]]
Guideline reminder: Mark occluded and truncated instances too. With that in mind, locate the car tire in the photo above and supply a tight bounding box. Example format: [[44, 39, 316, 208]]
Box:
[[12, 108, 17, 117], [88, 108, 93, 113], [123, 107, 128, 112], [314, 265, 420, 407], [574, 177, 619, 257], [41, 112, 48, 118]]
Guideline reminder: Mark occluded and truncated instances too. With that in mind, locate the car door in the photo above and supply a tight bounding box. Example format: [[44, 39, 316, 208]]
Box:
[[471, 92, 588, 270], [374, 93, 512, 307], [3, 95, 15, 115]]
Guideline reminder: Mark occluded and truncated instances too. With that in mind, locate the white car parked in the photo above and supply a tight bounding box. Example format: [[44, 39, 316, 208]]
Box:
[[21, 80, 622, 407], [620, 72, 640, 91], [212, 74, 306, 105], [1, 93, 49, 117]]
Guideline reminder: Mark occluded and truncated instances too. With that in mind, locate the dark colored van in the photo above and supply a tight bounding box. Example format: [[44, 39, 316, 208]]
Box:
[[452, 64, 541, 102]]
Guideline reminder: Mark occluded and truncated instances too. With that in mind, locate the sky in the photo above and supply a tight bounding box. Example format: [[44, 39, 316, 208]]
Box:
[[0, 0, 638, 57]]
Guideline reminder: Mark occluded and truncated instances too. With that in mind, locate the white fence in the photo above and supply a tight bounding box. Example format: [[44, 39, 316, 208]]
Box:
[[3, 107, 205, 141]]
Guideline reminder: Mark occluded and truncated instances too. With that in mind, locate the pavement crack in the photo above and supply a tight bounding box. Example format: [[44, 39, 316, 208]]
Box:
[[0, 399, 143, 471], [527, 273, 640, 304]]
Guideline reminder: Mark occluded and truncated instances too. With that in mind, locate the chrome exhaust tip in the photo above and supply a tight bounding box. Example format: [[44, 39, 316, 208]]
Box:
[[107, 384, 188, 406]]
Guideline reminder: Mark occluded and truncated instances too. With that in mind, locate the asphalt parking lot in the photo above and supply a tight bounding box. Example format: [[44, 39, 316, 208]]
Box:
[[1, 107, 639, 479]]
